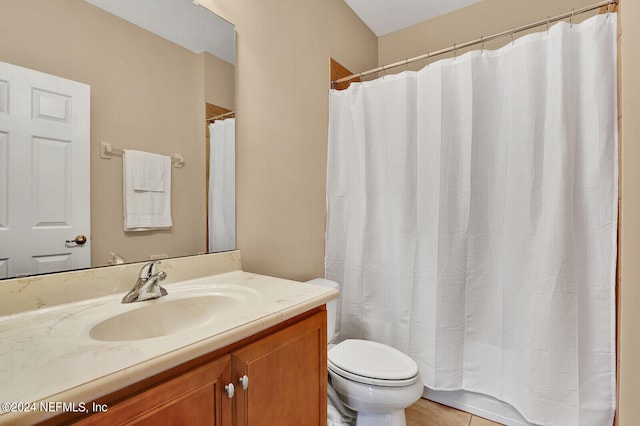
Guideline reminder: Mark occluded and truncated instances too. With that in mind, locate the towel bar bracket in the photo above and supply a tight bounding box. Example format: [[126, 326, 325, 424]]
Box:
[[100, 141, 184, 168]]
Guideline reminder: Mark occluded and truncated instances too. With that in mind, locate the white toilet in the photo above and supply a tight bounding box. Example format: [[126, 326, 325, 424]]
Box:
[[308, 279, 423, 426]]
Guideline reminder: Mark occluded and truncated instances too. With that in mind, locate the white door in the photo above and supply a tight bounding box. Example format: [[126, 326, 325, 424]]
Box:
[[0, 61, 90, 278]]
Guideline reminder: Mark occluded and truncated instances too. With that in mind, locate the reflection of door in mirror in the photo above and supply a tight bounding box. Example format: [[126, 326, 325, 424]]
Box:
[[0, 61, 90, 278], [206, 103, 235, 252], [0, 0, 235, 278]]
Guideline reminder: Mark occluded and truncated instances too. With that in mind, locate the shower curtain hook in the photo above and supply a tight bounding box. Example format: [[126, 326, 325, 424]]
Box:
[[453, 43, 457, 60], [546, 16, 550, 34], [511, 27, 515, 45], [405, 58, 409, 72], [607, 0, 612, 16], [480, 36, 484, 53], [570, 8, 575, 28], [331, 80, 336, 90]]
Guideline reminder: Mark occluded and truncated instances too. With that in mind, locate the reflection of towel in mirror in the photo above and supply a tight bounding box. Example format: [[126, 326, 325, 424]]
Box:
[[123, 149, 172, 231]]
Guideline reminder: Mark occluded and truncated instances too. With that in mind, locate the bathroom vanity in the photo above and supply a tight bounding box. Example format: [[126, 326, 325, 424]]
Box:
[[0, 251, 338, 425], [61, 309, 326, 425]]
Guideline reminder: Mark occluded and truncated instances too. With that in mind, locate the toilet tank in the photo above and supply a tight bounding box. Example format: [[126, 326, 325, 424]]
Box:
[[306, 278, 339, 343]]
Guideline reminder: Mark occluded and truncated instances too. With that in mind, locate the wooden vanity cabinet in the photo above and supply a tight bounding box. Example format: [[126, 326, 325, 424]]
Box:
[[65, 308, 327, 426], [232, 308, 327, 426], [74, 357, 233, 426]]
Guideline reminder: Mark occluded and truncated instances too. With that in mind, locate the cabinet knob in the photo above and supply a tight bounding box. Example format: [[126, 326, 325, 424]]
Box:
[[239, 375, 249, 390], [225, 383, 235, 399]]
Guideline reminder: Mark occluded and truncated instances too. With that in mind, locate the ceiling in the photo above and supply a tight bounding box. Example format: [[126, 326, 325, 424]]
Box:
[[345, 0, 483, 36], [82, 0, 482, 63], [83, 0, 235, 64]]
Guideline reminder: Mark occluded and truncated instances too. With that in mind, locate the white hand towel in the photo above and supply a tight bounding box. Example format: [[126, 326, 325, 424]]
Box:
[[123, 149, 172, 231], [129, 150, 166, 192]]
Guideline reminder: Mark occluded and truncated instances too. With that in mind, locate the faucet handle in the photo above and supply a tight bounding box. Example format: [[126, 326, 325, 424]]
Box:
[[139, 260, 161, 279]]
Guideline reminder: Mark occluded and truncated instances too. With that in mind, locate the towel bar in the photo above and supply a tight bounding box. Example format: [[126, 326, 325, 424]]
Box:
[[100, 141, 184, 168]]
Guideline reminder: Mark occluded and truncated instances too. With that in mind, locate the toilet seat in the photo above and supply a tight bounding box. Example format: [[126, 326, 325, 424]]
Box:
[[328, 339, 419, 387], [328, 362, 420, 387]]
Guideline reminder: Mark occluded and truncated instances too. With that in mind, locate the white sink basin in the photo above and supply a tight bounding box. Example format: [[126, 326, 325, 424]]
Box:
[[90, 295, 235, 341], [84, 284, 260, 342]]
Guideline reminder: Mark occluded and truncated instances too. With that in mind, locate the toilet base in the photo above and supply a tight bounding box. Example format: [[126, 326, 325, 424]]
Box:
[[355, 410, 407, 426], [329, 370, 422, 426]]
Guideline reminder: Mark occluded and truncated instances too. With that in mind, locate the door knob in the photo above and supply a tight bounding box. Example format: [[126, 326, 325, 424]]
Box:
[[65, 235, 87, 245]]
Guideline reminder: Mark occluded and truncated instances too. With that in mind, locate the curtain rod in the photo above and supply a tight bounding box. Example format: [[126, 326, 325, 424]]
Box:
[[206, 111, 235, 122], [333, 0, 618, 85]]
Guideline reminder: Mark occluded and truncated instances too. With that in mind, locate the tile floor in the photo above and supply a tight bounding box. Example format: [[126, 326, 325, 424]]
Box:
[[406, 398, 504, 426]]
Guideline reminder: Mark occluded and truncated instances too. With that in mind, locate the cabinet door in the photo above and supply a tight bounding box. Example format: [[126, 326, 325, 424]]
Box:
[[232, 310, 327, 426], [75, 356, 233, 426]]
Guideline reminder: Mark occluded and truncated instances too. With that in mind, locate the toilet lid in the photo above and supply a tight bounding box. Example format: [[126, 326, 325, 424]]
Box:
[[328, 339, 419, 384]]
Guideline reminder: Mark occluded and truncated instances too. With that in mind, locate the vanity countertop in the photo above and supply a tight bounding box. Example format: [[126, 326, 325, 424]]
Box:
[[0, 270, 338, 425]]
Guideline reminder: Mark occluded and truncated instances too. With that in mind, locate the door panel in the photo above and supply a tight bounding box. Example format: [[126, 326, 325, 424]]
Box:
[[0, 131, 7, 228], [232, 311, 327, 426], [0, 61, 90, 278], [33, 136, 71, 226], [32, 88, 71, 122], [75, 356, 233, 426], [33, 254, 72, 275]]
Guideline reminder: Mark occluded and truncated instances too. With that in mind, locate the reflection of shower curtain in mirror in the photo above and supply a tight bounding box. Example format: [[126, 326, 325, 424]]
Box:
[[208, 119, 236, 252], [326, 14, 617, 426]]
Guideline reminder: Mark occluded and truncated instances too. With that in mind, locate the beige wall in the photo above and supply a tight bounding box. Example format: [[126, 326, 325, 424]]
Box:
[[619, 1, 639, 424], [203, 52, 235, 109], [200, 0, 377, 281], [328, 0, 378, 76], [378, 0, 600, 70], [0, 1, 233, 268]]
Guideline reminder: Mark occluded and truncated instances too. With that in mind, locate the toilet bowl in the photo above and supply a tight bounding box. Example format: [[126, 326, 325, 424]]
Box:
[[307, 279, 423, 426], [328, 339, 423, 426]]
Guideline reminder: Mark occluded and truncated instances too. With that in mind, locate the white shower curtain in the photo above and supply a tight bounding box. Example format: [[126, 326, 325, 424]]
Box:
[[326, 14, 617, 426], [208, 118, 236, 252]]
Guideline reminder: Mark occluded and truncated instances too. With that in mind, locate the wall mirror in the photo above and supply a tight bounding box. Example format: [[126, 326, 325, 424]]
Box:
[[0, 0, 235, 279]]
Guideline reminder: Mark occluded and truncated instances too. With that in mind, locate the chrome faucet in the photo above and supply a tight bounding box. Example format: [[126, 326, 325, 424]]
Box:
[[121, 261, 168, 303]]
